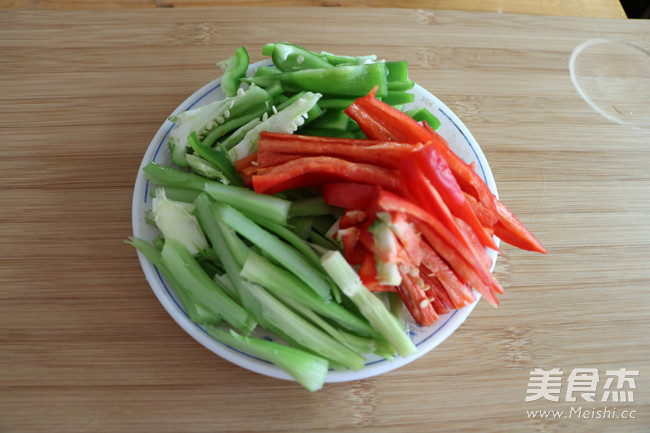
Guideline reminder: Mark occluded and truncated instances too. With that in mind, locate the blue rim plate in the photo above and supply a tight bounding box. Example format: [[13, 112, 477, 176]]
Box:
[[131, 60, 500, 383]]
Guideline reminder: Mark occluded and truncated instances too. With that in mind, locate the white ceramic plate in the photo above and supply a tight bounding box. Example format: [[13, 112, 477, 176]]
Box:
[[131, 60, 500, 383]]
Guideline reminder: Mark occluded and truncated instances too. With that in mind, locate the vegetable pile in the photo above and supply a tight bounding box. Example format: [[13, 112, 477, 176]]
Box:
[[128, 43, 546, 392]]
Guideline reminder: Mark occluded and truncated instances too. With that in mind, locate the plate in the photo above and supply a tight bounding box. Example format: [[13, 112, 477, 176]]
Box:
[[131, 59, 500, 383]]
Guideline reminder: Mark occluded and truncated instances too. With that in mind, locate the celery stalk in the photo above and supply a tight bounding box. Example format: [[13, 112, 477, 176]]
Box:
[[214, 203, 333, 301], [143, 162, 291, 225], [240, 250, 376, 337], [235, 279, 366, 371], [321, 251, 417, 358], [160, 239, 255, 335], [205, 327, 328, 392]]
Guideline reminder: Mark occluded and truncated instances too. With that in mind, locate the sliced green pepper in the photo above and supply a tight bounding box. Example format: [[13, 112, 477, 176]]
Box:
[[217, 46, 249, 98]]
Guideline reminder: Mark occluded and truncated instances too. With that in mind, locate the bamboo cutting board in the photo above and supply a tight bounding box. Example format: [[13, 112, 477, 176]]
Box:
[[1, 7, 649, 433]]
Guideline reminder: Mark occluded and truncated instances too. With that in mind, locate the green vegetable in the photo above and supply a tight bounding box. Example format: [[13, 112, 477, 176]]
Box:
[[151, 187, 208, 255], [205, 326, 328, 392], [213, 203, 333, 302], [144, 162, 291, 225], [227, 91, 322, 161], [160, 239, 256, 335], [217, 46, 249, 98], [321, 250, 417, 358], [240, 250, 375, 337]]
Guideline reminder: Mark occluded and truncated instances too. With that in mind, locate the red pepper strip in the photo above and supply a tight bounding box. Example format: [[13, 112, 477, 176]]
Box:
[[234, 151, 258, 173], [339, 209, 368, 229], [416, 220, 500, 306], [344, 103, 398, 141], [464, 192, 498, 231], [251, 156, 401, 195], [397, 270, 438, 327], [413, 145, 499, 251], [323, 182, 381, 210], [345, 90, 432, 144], [419, 239, 476, 308], [493, 199, 548, 254], [400, 153, 476, 254], [372, 190, 495, 295], [358, 225, 399, 264], [336, 226, 366, 266], [387, 211, 422, 267], [456, 217, 495, 281], [422, 122, 498, 216], [421, 273, 451, 315], [256, 152, 303, 168], [359, 252, 397, 293], [423, 272, 454, 312], [257, 132, 420, 170]]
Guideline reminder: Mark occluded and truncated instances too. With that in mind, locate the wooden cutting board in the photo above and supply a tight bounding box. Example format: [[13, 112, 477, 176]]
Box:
[[1, 7, 649, 433]]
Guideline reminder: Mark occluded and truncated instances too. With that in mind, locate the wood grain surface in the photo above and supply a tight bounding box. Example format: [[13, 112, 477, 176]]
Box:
[[0, 0, 629, 19], [1, 7, 649, 433]]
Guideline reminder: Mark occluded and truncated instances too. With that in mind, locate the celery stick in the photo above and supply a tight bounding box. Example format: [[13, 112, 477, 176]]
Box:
[[160, 239, 255, 335], [126, 237, 220, 326], [246, 213, 321, 268], [205, 327, 328, 392], [152, 187, 208, 255], [214, 203, 332, 301], [321, 251, 417, 358], [289, 196, 340, 218], [143, 162, 291, 225], [240, 250, 376, 337], [235, 279, 366, 371]]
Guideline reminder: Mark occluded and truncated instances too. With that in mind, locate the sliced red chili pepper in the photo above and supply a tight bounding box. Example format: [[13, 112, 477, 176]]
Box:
[[493, 199, 547, 254], [251, 156, 401, 195], [420, 273, 452, 315], [415, 220, 500, 307], [257, 131, 419, 170], [256, 152, 303, 168], [419, 239, 476, 308], [386, 211, 422, 267], [423, 272, 454, 311], [372, 190, 494, 291], [464, 192, 499, 230], [335, 226, 366, 265], [359, 252, 396, 293], [421, 122, 498, 216], [323, 182, 381, 210], [345, 90, 432, 144], [339, 209, 368, 229], [413, 145, 499, 251], [234, 151, 257, 173], [397, 270, 438, 327]]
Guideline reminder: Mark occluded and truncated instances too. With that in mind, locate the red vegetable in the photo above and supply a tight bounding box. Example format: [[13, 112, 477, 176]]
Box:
[[345, 87, 432, 143], [251, 156, 401, 195], [412, 145, 499, 251], [257, 131, 419, 170], [323, 182, 381, 210]]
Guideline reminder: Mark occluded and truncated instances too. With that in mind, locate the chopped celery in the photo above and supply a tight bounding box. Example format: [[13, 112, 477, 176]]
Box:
[[126, 237, 220, 326], [246, 213, 322, 268], [240, 250, 376, 337], [205, 327, 328, 392], [143, 162, 291, 225], [289, 196, 340, 218], [213, 203, 333, 302], [152, 187, 208, 255], [160, 239, 255, 335], [234, 279, 366, 371], [321, 250, 417, 357]]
